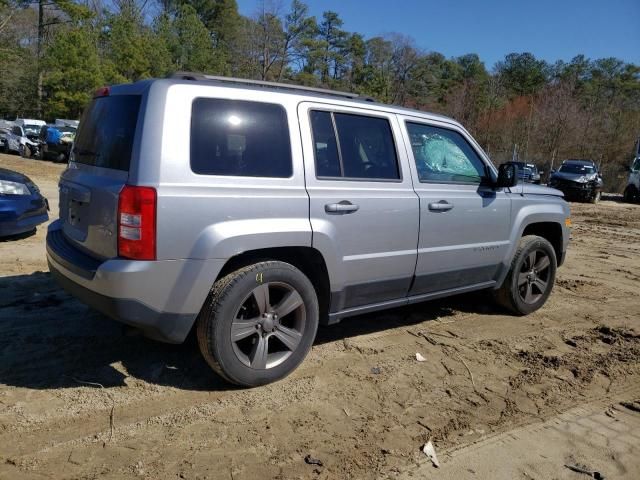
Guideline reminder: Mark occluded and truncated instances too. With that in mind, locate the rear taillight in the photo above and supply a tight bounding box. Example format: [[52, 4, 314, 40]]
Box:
[[117, 185, 156, 260], [94, 86, 110, 97]]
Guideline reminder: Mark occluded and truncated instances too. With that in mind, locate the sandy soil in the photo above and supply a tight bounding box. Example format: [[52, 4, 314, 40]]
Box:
[[0, 153, 639, 479]]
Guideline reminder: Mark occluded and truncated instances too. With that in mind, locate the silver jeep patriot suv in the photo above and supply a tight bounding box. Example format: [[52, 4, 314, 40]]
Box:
[[47, 74, 571, 386]]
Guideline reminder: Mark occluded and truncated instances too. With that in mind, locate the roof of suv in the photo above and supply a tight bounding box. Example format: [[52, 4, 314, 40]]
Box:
[[117, 73, 460, 127]]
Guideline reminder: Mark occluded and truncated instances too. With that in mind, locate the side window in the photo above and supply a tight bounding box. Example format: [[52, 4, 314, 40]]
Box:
[[191, 98, 292, 178], [310, 111, 341, 177], [406, 122, 486, 183], [309, 110, 400, 180]]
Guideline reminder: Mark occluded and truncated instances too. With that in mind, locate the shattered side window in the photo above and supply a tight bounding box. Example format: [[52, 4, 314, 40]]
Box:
[[406, 122, 485, 183]]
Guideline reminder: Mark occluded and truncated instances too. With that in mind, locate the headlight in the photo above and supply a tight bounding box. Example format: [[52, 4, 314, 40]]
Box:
[[576, 176, 588, 183], [0, 180, 32, 195]]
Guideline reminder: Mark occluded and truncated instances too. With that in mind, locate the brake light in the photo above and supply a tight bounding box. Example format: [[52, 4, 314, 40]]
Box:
[[118, 185, 156, 260], [94, 86, 110, 97]]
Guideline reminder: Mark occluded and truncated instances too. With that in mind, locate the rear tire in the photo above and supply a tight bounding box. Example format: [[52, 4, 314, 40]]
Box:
[[494, 235, 557, 315], [196, 261, 319, 387]]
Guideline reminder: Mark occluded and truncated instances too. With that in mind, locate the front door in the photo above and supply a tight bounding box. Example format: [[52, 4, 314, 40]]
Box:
[[298, 103, 419, 312], [399, 116, 512, 296]]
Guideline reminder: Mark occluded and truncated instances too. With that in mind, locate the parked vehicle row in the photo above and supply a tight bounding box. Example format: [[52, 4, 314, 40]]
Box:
[[46, 74, 571, 386], [0, 118, 77, 163]]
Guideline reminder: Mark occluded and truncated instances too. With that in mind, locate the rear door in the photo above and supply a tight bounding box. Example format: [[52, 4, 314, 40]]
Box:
[[399, 116, 511, 296], [59, 92, 142, 259], [299, 102, 419, 312]]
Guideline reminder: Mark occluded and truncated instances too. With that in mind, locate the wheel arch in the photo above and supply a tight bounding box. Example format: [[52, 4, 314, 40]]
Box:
[[215, 246, 332, 324], [521, 222, 564, 266]]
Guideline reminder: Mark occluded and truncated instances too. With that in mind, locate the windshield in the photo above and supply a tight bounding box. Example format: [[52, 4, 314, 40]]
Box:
[[559, 164, 595, 174], [24, 125, 40, 135]]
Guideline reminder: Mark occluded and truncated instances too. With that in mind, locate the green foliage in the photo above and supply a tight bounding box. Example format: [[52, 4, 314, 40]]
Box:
[[156, 5, 219, 74], [101, 4, 154, 83], [43, 25, 102, 118], [0, 0, 638, 193], [496, 52, 550, 96]]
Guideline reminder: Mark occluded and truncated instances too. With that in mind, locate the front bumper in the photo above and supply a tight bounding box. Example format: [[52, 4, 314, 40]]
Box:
[[46, 221, 225, 343], [0, 193, 49, 237], [549, 181, 599, 201]]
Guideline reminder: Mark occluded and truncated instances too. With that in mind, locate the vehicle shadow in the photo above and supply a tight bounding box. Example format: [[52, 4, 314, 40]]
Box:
[[0, 229, 36, 242], [0, 272, 505, 392]]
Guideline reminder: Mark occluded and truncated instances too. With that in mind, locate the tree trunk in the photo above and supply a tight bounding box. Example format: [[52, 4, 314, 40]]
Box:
[[36, 0, 44, 118]]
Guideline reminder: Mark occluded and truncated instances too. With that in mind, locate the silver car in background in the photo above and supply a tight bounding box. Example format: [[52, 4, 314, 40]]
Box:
[[47, 74, 571, 386]]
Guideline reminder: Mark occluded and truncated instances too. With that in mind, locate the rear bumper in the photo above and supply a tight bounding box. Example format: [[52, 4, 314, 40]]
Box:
[[0, 194, 49, 237], [46, 221, 225, 343]]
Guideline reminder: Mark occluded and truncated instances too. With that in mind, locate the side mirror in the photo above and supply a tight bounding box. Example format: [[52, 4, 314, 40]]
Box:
[[497, 163, 518, 188]]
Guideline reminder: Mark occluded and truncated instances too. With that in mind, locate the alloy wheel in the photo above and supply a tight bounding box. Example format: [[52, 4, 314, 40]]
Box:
[[230, 282, 306, 369], [517, 249, 552, 304]]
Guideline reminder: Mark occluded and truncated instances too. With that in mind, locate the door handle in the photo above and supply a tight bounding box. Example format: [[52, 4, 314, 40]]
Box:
[[428, 201, 454, 212], [325, 201, 360, 214]]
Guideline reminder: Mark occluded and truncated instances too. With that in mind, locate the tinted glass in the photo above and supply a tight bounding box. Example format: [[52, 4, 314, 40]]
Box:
[[633, 158, 640, 171], [73, 95, 141, 171], [310, 110, 341, 177], [559, 163, 595, 174], [334, 113, 399, 180], [406, 122, 485, 183], [191, 98, 292, 177], [24, 124, 40, 136]]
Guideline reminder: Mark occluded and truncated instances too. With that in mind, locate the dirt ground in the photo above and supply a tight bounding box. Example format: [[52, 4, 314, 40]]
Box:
[[0, 153, 639, 479]]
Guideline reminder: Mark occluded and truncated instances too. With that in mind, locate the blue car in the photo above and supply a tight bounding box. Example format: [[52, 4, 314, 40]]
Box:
[[0, 167, 49, 237]]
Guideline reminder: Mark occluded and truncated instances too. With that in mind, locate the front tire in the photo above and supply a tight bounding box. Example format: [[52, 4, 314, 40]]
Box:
[[623, 185, 638, 203], [20, 144, 32, 158], [495, 235, 557, 315], [197, 261, 319, 387]]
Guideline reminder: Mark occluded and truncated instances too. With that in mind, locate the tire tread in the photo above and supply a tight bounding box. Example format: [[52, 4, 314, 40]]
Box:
[[196, 261, 305, 386], [495, 235, 555, 315]]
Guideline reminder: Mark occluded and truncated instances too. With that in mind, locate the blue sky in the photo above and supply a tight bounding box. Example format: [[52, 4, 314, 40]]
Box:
[[236, 0, 640, 70]]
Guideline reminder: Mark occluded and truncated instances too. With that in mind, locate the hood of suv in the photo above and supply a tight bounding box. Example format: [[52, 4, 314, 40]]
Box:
[[518, 183, 564, 197]]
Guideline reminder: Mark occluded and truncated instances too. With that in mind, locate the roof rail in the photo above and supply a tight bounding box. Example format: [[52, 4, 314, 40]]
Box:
[[168, 72, 375, 102]]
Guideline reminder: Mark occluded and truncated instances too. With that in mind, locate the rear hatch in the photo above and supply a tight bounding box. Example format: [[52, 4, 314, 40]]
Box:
[[59, 92, 142, 259]]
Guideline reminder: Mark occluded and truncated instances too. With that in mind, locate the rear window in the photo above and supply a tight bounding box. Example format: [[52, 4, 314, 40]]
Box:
[[73, 95, 141, 171], [190, 98, 292, 177]]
